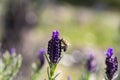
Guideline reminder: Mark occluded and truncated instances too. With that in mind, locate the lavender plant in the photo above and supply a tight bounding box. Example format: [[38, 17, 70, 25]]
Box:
[[38, 49, 45, 69], [81, 54, 97, 80], [46, 30, 67, 80], [32, 49, 45, 80], [87, 54, 97, 73], [0, 48, 22, 80], [105, 48, 118, 80], [67, 76, 71, 80]]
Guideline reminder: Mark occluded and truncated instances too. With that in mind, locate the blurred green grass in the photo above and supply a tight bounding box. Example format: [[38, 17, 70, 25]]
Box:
[[36, 7, 119, 48], [33, 6, 120, 80]]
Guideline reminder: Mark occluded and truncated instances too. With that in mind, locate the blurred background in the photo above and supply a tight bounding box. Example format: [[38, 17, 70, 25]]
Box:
[[0, 0, 120, 80]]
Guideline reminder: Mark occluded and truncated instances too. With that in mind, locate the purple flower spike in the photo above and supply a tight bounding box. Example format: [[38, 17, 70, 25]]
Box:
[[87, 54, 97, 73], [67, 76, 71, 80], [10, 48, 16, 55], [47, 30, 63, 64], [106, 48, 113, 58], [38, 49, 45, 68], [39, 48, 46, 55], [89, 54, 94, 60], [105, 48, 118, 80]]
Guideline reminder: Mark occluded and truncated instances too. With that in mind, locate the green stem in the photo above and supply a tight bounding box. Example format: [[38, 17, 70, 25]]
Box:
[[45, 54, 50, 67], [45, 54, 59, 80], [49, 64, 57, 80]]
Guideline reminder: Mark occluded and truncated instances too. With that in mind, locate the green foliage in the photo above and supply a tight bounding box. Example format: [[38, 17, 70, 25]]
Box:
[[46, 54, 60, 80], [0, 51, 22, 80], [80, 70, 90, 80], [31, 62, 42, 80]]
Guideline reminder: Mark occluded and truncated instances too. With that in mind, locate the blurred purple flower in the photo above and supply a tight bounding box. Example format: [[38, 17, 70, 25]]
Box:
[[47, 30, 62, 64], [106, 48, 113, 58], [9, 48, 16, 55], [38, 49, 45, 68], [87, 54, 97, 73], [105, 48, 118, 80], [67, 76, 71, 80]]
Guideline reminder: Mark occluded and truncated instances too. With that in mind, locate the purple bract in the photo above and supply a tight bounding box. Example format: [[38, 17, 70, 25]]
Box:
[[106, 48, 113, 58]]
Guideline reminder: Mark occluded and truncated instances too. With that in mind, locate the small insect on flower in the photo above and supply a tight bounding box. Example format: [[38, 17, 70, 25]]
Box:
[[61, 38, 68, 52]]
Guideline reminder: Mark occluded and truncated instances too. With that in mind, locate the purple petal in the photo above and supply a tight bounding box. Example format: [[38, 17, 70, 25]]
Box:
[[10, 48, 16, 55], [67, 76, 71, 80], [87, 54, 97, 72], [89, 54, 94, 60], [39, 48, 46, 55], [106, 48, 113, 57], [38, 49, 46, 68], [52, 30, 59, 38]]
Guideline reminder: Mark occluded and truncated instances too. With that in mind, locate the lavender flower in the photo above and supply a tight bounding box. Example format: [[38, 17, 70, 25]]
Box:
[[86, 54, 97, 73], [46, 30, 68, 80], [9, 48, 16, 55], [67, 76, 71, 80], [47, 30, 62, 64], [106, 48, 113, 58], [38, 49, 45, 68], [105, 48, 118, 80]]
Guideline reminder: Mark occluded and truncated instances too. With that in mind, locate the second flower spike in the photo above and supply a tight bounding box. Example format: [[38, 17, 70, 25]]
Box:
[[105, 48, 118, 80]]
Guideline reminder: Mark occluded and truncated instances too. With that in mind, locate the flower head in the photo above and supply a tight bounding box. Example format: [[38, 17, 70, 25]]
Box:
[[38, 49, 45, 68], [67, 76, 71, 80], [52, 30, 59, 38], [9, 48, 16, 55], [105, 48, 118, 80], [106, 48, 113, 58], [87, 54, 97, 73], [47, 30, 62, 64]]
